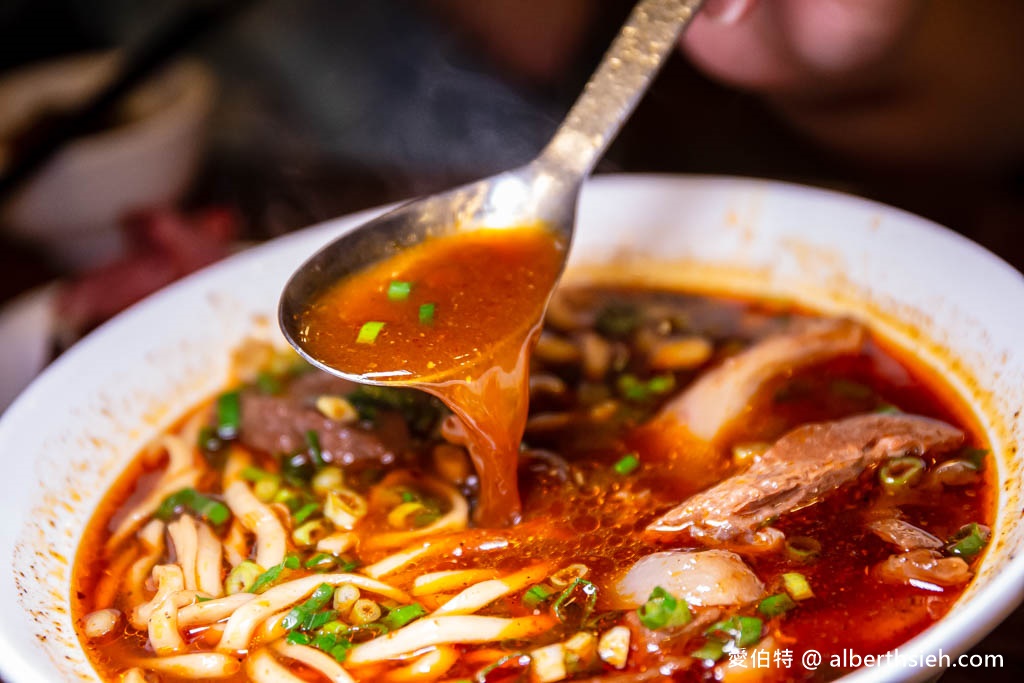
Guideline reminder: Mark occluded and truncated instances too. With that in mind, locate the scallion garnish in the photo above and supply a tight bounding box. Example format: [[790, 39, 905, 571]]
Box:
[[879, 455, 926, 493], [418, 303, 436, 325], [286, 631, 311, 645], [785, 536, 821, 563], [305, 429, 325, 469], [705, 615, 763, 647], [612, 453, 640, 476], [646, 375, 675, 395], [636, 586, 691, 630], [758, 593, 796, 617], [552, 577, 598, 624], [216, 390, 241, 440], [356, 321, 385, 344], [380, 603, 427, 630], [387, 281, 412, 301], [522, 584, 555, 609], [250, 553, 301, 593], [154, 488, 230, 526], [293, 502, 320, 525], [946, 522, 991, 560], [690, 639, 725, 662], [282, 583, 335, 631], [782, 572, 814, 601], [304, 552, 339, 572]]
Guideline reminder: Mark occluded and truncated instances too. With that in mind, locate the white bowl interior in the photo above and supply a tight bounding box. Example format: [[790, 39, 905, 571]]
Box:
[[0, 175, 1021, 682]]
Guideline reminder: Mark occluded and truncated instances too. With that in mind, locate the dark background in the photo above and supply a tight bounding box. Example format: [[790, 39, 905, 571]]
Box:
[[0, 1, 1021, 679]]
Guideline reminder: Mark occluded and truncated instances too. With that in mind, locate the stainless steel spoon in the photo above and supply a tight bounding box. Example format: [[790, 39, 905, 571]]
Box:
[[280, 0, 704, 379]]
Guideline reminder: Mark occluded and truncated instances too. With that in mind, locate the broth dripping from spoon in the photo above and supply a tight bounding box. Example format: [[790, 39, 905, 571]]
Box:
[[296, 224, 566, 525]]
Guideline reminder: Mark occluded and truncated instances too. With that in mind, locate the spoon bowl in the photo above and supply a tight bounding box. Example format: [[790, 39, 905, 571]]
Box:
[[279, 0, 704, 382]]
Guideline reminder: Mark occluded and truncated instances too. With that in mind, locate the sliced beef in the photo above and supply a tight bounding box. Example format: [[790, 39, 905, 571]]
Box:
[[657, 318, 866, 444], [235, 370, 410, 465], [647, 414, 964, 540]]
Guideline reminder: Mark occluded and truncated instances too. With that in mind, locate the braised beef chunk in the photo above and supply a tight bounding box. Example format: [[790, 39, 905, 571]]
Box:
[[648, 414, 964, 540]]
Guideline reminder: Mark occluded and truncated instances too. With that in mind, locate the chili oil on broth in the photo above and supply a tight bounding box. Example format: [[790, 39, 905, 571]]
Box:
[[72, 285, 995, 683], [297, 224, 567, 526]]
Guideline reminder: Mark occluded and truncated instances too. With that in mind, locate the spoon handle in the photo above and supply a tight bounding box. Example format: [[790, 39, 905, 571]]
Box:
[[539, 0, 704, 178]]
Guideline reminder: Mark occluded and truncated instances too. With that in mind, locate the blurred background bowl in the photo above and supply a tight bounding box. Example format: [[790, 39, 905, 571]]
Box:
[[0, 51, 215, 267]]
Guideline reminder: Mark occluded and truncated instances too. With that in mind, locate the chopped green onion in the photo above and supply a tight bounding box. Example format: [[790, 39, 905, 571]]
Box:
[[475, 653, 530, 680], [225, 561, 262, 595], [256, 371, 282, 395], [946, 522, 991, 560], [782, 572, 814, 601], [613, 453, 640, 476], [706, 615, 763, 647], [380, 604, 427, 630], [552, 578, 598, 624], [286, 631, 311, 645], [318, 620, 348, 635], [241, 466, 275, 482], [785, 536, 822, 563], [292, 502, 320, 525], [303, 610, 339, 631], [879, 455, 926, 492], [758, 593, 796, 617], [646, 374, 675, 395], [249, 553, 301, 593], [356, 321, 385, 344], [636, 586, 691, 630], [282, 583, 336, 631], [197, 426, 225, 458], [154, 488, 230, 526], [305, 429, 325, 469], [310, 631, 353, 662], [961, 448, 989, 471], [216, 390, 241, 440], [874, 403, 902, 415], [304, 553, 339, 572], [284, 554, 301, 570], [329, 641, 353, 663], [616, 374, 648, 401], [387, 281, 412, 301], [418, 303, 436, 325], [690, 639, 725, 662], [522, 584, 554, 609], [595, 303, 641, 338]]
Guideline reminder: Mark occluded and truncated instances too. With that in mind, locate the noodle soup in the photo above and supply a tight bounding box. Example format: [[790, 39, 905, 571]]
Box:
[[73, 286, 993, 682]]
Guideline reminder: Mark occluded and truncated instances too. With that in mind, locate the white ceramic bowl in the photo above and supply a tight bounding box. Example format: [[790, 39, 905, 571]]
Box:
[[0, 52, 215, 267], [0, 175, 1021, 681]]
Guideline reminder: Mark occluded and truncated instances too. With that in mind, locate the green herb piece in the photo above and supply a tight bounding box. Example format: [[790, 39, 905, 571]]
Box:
[[616, 374, 648, 401], [286, 631, 311, 645], [419, 303, 436, 325], [196, 426, 225, 461], [595, 303, 641, 338], [612, 453, 640, 476], [381, 604, 427, 630], [302, 609, 339, 631], [216, 390, 241, 440], [758, 593, 797, 617], [782, 572, 814, 601], [475, 653, 530, 681], [961, 448, 989, 471], [387, 281, 412, 301], [225, 560, 262, 595], [875, 403, 903, 415], [356, 321, 385, 344], [282, 583, 336, 631], [552, 578, 598, 625], [346, 385, 445, 436], [305, 429, 325, 469], [304, 553, 339, 572], [250, 565, 284, 594], [636, 586, 691, 630], [785, 536, 822, 563], [522, 584, 555, 609], [154, 488, 230, 526], [691, 639, 725, 662], [256, 371, 282, 395], [241, 466, 275, 482], [646, 374, 675, 395], [329, 640, 353, 663], [879, 455, 926, 493], [706, 615, 763, 648], [946, 522, 991, 560], [284, 554, 301, 570]]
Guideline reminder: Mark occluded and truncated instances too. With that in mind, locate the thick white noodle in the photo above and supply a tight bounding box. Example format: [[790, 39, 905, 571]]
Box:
[[271, 641, 356, 683], [386, 645, 459, 681], [363, 479, 468, 550], [168, 515, 200, 592], [126, 520, 165, 607], [412, 569, 499, 596], [218, 574, 409, 653], [223, 480, 286, 569], [246, 648, 306, 683], [148, 588, 186, 655], [121, 668, 147, 683], [131, 565, 184, 630], [222, 445, 252, 488], [431, 563, 550, 617], [223, 518, 250, 568], [131, 652, 241, 678], [346, 616, 550, 664], [177, 593, 256, 628], [196, 522, 225, 596], [106, 469, 199, 551]]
